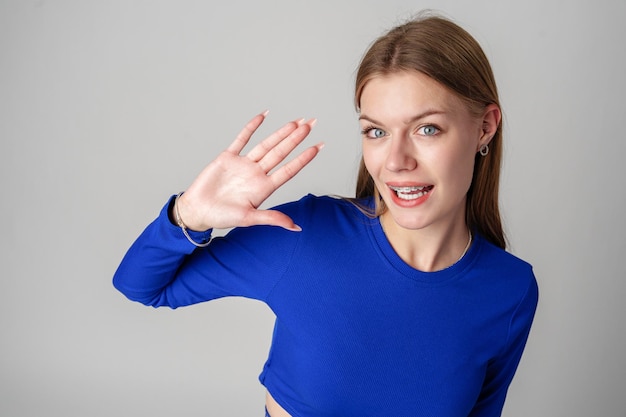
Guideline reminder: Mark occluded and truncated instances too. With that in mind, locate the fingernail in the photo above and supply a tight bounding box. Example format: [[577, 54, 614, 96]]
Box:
[[308, 118, 318, 128], [316, 142, 325, 151], [287, 224, 302, 232], [261, 109, 270, 117], [295, 118, 306, 126]]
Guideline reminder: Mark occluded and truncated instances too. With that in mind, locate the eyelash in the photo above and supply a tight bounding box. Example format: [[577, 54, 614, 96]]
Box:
[[360, 124, 441, 138], [360, 125, 385, 138], [418, 124, 441, 136]]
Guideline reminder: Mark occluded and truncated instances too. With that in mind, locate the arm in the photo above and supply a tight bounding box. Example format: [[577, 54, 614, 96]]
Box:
[[112, 196, 210, 307], [112, 112, 322, 307], [469, 272, 539, 416], [112, 196, 306, 307]]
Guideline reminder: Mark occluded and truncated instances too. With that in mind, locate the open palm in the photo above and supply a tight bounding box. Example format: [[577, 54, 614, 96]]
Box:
[[176, 112, 322, 232]]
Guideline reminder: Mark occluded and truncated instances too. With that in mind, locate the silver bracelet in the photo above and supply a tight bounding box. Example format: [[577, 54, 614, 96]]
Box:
[[174, 192, 211, 248]]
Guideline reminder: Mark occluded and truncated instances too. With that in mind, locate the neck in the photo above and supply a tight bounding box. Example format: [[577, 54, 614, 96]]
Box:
[[379, 213, 472, 272]]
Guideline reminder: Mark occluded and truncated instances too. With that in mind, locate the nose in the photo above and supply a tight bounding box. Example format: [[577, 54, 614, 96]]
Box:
[[385, 136, 417, 172]]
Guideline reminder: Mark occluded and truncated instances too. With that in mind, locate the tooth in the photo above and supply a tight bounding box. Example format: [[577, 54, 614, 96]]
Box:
[[397, 191, 426, 200], [392, 186, 425, 192]]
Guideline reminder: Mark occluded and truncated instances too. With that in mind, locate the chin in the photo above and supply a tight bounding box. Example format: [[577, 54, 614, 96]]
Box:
[[384, 210, 431, 231]]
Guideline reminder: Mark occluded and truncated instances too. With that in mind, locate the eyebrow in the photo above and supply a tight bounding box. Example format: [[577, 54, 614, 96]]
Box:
[[358, 109, 447, 125]]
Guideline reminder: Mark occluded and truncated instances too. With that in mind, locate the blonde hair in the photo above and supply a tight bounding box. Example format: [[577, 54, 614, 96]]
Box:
[[353, 13, 505, 249]]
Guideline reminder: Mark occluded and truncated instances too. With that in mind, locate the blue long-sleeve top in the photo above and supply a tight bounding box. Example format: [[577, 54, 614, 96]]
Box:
[[113, 194, 538, 417]]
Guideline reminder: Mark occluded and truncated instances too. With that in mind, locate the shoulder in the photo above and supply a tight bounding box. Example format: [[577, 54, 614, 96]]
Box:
[[476, 235, 534, 276], [271, 194, 375, 240], [225, 195, 365, 245], [473, 235, 538, 302], [275, 194, 368, 220]]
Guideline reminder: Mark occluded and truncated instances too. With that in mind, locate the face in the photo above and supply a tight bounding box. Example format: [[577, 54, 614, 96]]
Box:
[[359, 71, 488, 234]]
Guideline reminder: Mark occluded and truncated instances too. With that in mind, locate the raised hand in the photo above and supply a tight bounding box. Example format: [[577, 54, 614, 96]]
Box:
[[175, 111, 323, 232]]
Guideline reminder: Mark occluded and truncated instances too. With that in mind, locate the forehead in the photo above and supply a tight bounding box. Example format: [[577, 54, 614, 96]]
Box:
[[359, 71, 467, 116]]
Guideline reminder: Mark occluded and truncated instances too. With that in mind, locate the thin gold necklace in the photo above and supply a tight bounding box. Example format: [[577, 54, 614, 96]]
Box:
[[379, 214, 472, 267], [456, 229, 472, 263]]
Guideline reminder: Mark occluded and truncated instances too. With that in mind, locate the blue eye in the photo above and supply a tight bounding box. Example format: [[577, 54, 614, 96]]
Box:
[[419, 125, 439, 136], [372, 128, 386, 138], [362, 127, 387, 139]]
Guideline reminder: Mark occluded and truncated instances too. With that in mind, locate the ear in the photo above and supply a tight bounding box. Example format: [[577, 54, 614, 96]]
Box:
[[477, 104, 501, 150]]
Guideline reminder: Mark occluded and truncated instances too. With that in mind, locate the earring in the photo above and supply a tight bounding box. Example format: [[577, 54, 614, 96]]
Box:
[[479, 144, 489, 156]]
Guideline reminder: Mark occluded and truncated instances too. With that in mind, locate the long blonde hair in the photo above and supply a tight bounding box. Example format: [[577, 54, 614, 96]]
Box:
[[353, 14, 505, 249]]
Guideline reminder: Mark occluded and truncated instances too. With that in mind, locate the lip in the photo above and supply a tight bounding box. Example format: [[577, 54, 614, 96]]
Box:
[[385, 182, 433, 207]]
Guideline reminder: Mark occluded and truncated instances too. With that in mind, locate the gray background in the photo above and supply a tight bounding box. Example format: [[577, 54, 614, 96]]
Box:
[[2, 0, 625, 416]]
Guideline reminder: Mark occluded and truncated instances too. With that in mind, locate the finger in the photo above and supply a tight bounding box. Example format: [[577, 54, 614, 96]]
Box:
[[246, 118, 304, 163], [244, 209, 302, 232], [257, 119, 316, 173], [270, 142, 324, 189], [226, 111, 269, 155]]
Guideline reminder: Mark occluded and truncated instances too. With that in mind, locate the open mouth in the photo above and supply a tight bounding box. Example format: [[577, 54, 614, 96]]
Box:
[[389, 185, 434, 201]]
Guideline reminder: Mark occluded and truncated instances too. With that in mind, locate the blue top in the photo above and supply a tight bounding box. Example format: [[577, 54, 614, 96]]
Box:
[[113, 194, 538, 417]]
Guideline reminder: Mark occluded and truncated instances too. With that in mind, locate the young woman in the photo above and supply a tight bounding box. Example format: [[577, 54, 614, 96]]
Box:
[[114, 14, 538, 417]]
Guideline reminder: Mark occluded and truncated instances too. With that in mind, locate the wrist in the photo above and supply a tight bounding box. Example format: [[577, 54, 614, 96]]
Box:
[[173, 192, 212, 247]]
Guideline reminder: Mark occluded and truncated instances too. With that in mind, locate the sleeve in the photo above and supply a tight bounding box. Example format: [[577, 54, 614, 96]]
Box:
[[468, 270, 539, 416], [112, 195, 304, 308]]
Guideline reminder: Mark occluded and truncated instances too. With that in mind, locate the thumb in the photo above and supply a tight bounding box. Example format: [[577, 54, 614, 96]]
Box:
[[246, 209, 302, 232]]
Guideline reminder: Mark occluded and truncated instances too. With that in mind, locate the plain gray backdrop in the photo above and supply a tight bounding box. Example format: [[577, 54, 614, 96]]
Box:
[[2, 0, 625, 416]]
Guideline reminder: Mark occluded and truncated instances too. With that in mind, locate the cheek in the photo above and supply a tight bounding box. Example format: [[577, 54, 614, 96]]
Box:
[[456, 157, 476, 193], [436, 147, 476, 188], [361, 143, 381, 176]]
